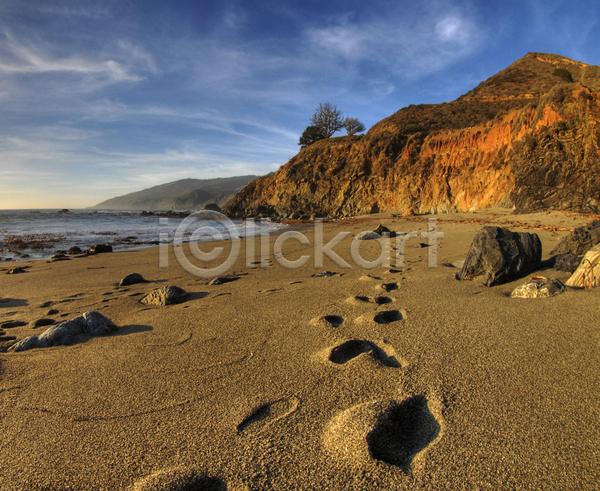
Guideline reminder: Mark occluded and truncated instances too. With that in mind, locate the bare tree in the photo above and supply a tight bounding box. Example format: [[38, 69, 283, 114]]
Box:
[[310, 102, 344, 138], [344, 117, 366, 135]]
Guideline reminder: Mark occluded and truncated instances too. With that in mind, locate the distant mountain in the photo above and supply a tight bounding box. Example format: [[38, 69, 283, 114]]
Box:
[[93, 176, 259, 210], [224, 53, 600, 217]]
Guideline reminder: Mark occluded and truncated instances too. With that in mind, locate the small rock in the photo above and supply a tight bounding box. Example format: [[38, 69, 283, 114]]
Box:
[[68, 246, 82, 255], [311, 271, 338, 278], [119, 273, 147, 286], [88, 244, 113, 254], [141, 286, 189, 306], [208, 275, 239, 286], [6, 267, 26, 274], [510, 278, 566, 298]]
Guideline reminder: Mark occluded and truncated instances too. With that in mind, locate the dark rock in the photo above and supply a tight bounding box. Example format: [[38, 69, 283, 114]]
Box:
[[119, 273, 147, 286], [511, 277, 566, 298], [202, 203, 222, 212], [68, 246, 82, 254], [553, 253, 581, 273], [551, 221, 600, 256], [9, 311, 118, 352], [6, 267, 26, 274], [457, 226, 542, 287], [311, 271, 338, 277], [208, 275, 239, 286], [141, 285, 189, 306], [46, 309, 60, 315], [56, 209, 70, 214], [88, 244, 113, 254], [30, 318, 56, 329], [373, 224, 395, 237], [0, 320, 27, 329]]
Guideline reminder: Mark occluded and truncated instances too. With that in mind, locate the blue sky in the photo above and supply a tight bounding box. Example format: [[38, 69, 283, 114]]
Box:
[[0, 0, 598, 209]]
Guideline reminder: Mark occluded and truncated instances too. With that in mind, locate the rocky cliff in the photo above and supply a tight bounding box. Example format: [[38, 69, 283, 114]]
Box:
[[224, 53, 600, 218]]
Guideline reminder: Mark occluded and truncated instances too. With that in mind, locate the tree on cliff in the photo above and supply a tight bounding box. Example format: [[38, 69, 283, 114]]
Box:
[[344, 117, 366, 135], [310, 102, 344, 138], [298, 125, 326, 148]]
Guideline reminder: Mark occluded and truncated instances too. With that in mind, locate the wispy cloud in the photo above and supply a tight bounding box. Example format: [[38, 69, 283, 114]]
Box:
[[0, 30, 156, 84], [305, 6, 484, 80]]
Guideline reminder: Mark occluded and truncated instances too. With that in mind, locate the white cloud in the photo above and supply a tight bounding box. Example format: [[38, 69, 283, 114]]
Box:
[[305, 6, 484, 81], [0, 30, 156, 84]]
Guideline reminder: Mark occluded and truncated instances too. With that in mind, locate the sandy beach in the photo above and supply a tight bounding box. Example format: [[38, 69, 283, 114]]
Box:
[[1, 210, 599, 490]]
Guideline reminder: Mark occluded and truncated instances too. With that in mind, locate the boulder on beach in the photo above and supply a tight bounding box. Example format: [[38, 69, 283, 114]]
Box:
[[141, 285, 189, 306], [551, 221, 600, 256], [457, 226, 542, 287], [88, 244, 113, 254], [549, 253, 581, 273], [9, 311, 118, 352], [565, 244, 600, 288], [510, 277, 566, 298], [119, 273, 147, 286]]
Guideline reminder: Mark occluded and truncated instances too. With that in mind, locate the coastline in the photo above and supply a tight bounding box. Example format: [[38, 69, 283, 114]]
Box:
[[1, 209, 599, 490]]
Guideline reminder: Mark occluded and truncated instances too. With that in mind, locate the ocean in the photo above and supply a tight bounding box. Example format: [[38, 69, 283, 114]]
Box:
[[0, 209, 286, 262]]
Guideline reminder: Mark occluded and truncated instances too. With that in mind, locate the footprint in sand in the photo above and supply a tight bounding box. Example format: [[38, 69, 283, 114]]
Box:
[[130, 467, 232, 491], [373, 310, 404, 324], [324, 396, 442, 474], [360, 274, 383, 281], [346, 295, 392, 305], [237, 396, 300, 435], [355, 309, 406, 325], [310, 315, 344, 328], [328, 340, 401, 368], [377, 282, 399, 292]]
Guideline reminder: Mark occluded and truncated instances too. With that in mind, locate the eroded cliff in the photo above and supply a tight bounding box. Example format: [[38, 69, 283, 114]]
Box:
[[224, 53, 600, 218]]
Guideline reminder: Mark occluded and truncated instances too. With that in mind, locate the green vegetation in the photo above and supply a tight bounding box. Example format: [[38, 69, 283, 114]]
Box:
[[298, 125, 326, 148], [553, 68, 574, 82]]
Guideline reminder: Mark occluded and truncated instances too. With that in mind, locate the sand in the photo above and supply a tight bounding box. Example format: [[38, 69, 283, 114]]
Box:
[[0, 209, 599, 490]]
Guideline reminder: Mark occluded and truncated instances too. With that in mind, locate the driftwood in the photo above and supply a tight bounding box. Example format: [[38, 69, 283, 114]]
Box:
[[565, 244, 600, 288]]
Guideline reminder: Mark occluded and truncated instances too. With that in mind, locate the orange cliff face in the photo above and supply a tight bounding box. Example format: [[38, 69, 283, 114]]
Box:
[[224, 53, 600, 218]]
